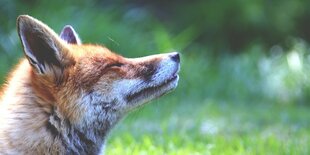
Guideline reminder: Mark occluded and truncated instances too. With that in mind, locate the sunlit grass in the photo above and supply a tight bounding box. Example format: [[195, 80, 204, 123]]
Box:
[[106, 99, 310, 155]]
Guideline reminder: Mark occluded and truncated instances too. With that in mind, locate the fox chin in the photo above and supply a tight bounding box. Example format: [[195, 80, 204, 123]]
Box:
[[0, 15, 180, 154]]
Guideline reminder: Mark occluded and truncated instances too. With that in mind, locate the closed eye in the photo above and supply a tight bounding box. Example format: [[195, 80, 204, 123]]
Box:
[[107, 62, 124, 68]]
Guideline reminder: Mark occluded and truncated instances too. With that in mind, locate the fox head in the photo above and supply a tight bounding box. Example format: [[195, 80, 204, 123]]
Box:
[[16, 15, 180, 151]]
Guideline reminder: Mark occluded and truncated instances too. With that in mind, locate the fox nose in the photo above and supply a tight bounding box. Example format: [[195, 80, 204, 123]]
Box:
[[170, 52, 180, 63]]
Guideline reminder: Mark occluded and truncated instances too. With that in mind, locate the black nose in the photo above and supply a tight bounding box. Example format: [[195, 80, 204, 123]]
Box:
[[170, 53, 180, 63]]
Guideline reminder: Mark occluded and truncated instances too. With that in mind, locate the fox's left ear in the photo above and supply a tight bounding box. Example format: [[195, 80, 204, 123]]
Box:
[[60, 25, 81, 45], [17, 15, 74, 78]]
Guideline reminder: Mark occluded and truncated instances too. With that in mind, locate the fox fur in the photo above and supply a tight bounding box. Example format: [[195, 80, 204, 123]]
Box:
[[0, 15, 180, 154]]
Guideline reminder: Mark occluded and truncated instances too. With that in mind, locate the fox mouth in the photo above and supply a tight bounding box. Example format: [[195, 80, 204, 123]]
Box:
[[126, 74, 179, 103]]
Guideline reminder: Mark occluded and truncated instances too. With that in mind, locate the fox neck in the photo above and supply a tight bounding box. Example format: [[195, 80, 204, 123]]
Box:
[[47, 107, 113, 154], [47, 100, 124, 154]]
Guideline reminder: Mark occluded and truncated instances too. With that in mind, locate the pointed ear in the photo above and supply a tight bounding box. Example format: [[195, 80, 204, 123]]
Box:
[[60, 25, 81, 45], [17, 15, 74, 75]]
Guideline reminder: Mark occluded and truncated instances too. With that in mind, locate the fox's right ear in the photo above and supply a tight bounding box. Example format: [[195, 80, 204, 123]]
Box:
[[60, 25, 81, 45], [17, 15, 74, 76]]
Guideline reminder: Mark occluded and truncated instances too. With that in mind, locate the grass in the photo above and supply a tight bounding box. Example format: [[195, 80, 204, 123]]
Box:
[[106, 99, 310, 155]]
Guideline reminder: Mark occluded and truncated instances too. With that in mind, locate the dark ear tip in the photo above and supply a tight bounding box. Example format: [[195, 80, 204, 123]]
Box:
[[61, 25, 74, 33], [17, 15, 37, 32], [17, 15, 32, 24], [17, 15, 28, 21]]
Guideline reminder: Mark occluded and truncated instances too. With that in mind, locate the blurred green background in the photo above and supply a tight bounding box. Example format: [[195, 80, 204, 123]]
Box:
[[1, 0, 310, 154]]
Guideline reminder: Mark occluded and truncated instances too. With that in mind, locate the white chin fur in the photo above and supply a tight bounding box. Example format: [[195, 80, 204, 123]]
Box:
[[112, 53, 180, 110], [128, 75, 179, 105]]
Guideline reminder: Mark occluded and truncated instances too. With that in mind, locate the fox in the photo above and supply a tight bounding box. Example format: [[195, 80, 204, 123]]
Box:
[[0, 15, 180, 154]]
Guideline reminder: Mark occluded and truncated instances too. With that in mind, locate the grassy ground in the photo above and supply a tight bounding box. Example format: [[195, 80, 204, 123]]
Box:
[[107, 98, 310, 155]]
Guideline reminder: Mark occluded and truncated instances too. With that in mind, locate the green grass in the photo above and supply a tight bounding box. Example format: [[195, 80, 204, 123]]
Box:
[[106, 99, 310, 155]]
